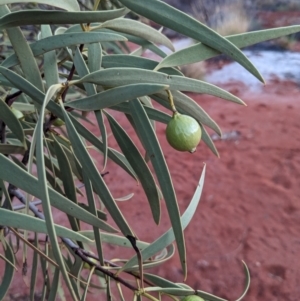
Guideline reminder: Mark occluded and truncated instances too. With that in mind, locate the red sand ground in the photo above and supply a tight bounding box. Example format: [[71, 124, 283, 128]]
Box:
[[3, 80, 300, 301]]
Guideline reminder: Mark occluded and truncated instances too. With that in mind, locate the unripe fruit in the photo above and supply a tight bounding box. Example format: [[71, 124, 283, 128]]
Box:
[[11, 107, 24, 120], [166, 112, 201, 153], [181, 296, 205, 301], [82, 258, 98, 270], [52, 118, 65, 127]]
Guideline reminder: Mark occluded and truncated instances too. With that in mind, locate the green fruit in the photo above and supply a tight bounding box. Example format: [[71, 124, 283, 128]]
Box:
[[166, 112, 201, 153], [52, 118, 65, 127], [11, 107, 24, 120], [181, 296, 205, 301]]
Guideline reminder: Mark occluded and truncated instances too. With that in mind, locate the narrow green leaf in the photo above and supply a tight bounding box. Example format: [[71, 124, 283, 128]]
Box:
[[88, 43, 102, 73], [35, 84, 79, 300], [48, 268, 60, 301], [105, 112, 160, 224], [200, 125, 219, 157], [0, 209, 93, 243], [0, 8, 129, 30], [118, 0, 264, 82], [29, 235, 39, 301], [52, 136, 80, 232], [0, 154, 117, 232], [82, 172, 104, 265], [128, 99, 186, 276], [99, 18, 174, 51], [121, 165, 206, 272], [157, 25, 300, 69], [41, 25, 59, 87], [67, 84, 169, 111], [2, 32, 127, 69], [0, 239, 15, 300], [102, 54, 183, 76], [0, 6, 43, 91], [236, 261, 251, 301], [61, 103, 134, 236], [76, 68, 245, 105], [0, 0, 80, 11]]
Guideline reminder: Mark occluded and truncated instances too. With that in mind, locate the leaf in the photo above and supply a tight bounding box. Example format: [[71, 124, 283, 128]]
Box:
[[0, 154, 117, 232], [2, 32, 127, 69], [118, 0, 264, 83], [67, 84, 169, 111], [60, 103, 134, 236], [0, 100, 25, 146], [0, 6, 43, 91], [41, 25, 59, 87], [0, 238, 15, 300], [0, 0, 80, 11], [99, 18, 174, 51], [121, 165, 206, 273], [75, 68, 245, 105], [48, 268, 60, 301], [0, 8, 130, 30], [157, 25, 300, 69], [34, 84, 79, 300], [102, 54, 183, 76], [235, 261, 251, 301], [0, 209, 93, 243], [128, 99, 186, 276], [88, 43, 102, 73], [105, 112, 160, 224], [200, 124, 219, 157]]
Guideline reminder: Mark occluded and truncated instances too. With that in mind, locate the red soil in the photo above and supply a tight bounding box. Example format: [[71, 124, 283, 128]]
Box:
[[3, 82, 300, 301]]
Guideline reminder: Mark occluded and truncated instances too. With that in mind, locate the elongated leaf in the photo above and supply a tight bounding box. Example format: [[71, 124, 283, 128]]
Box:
[[0, 209, 94, 243], [128, 98, 185, 275], [157, 25, 300, 69], [0, 6, 43, 91], [53, 137, 80, 232], [35, 84, 79, 300], [106, 112, 160, 224], [0, 67, 137, 180], [0, 100, 25, 147], [236, 261, 251, 301], [0, 8, 129, 30], [102, 54, 183, 76], [99, 18, 174, 51], [88, 43, 102, 73], [82, 171, 104, 265], [0, 239, 15, 300], [121, 165, 206, 272], [2, 32, 127, 69], [118, 0, 263, 82], [48, 268, 60, 301], [61, 104, 134, 236], [41, 25, 59, 87], [0, 154, 117, 232], [200, 124, 219, 157], [75, 68, 245, 105], [67, 84, 169, 111], [0, 0, 80, 11]]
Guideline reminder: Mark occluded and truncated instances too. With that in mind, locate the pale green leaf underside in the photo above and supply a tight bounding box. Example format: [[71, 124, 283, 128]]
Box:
[[156, 25, 300, 69], [67, 84, 169, 111]]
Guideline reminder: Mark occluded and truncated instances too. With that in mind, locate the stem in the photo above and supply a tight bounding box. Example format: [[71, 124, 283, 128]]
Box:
[[166, 90, 177, 113]]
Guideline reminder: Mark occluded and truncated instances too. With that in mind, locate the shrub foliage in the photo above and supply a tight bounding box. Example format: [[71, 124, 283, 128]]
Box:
[[0, 1, 299, 300]]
